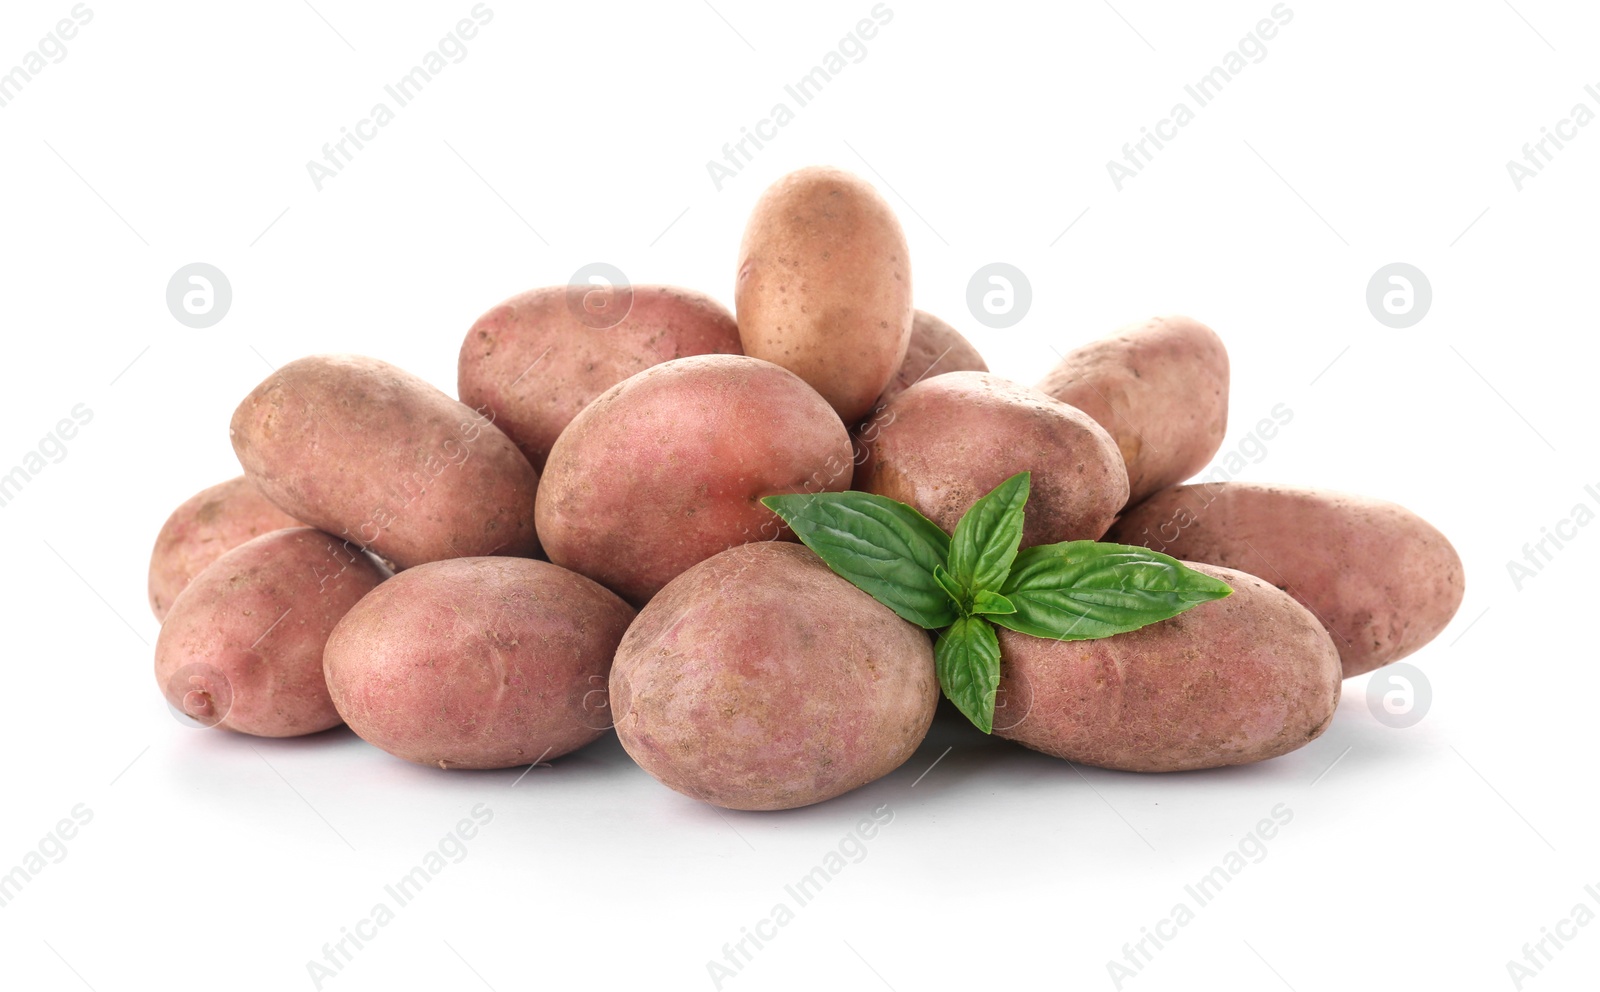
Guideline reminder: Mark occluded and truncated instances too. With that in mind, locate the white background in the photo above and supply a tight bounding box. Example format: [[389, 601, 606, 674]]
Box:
[[1, 1, 1596, 990]]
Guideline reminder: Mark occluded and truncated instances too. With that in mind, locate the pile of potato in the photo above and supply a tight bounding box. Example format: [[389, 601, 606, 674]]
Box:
[[149, 166, 1464, 811]]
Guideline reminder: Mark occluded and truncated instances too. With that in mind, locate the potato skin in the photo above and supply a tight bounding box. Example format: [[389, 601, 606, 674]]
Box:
[[535, 355, 854, 606], [148, 476, 301, 621], [154, 528, 387, 737], [611, 542, 938, 810], [855, 371, 1129, 546], [458, 285, 742, 471], [736, 166, 913, 423], [1107, 483, 1465, 678], [323, 557, 635, 770], [230, 354, 540, 570], [1036, 315, 1229, 507], [873, 310, 989, 409], [995, 564, 1341, 772]]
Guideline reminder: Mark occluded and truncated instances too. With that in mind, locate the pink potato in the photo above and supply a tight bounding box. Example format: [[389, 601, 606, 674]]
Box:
[[610, 542, 938, 810], [148, 476, 302, 621], [154, 528, 387, 737], [1107, 482, 1465, 678], [457, 285, 743, 471], [736, 166, 914, 423], [855, 371, 1129, 547], [872, 309, 989, 409], [1036, 315, 1229, 507], [995, 563, 1341, 772], [230, 354, 540, 570], [535, 355, 854, 606], [323, 557, 636, 770]]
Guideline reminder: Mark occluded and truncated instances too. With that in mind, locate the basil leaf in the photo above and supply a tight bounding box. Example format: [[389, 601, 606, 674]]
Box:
[[971, 589, 1016, 616], [947, 471, 1030, 598], [935, 616, 1002, 734], [994, 541, 1233, 641], [932, 563, 966, 610], [762, 492, 958, 629]]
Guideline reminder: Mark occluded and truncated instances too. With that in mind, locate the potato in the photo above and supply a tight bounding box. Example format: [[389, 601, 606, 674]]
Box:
[[1107, 482, 1464, 678], [855, 371, 1128, 546], [1036, 315, 1229, 507], [154, 528, 386, 737], [995, 563, 1340, 772], [873, 309, 989, 409], [535, 355, 853, 605], [736, 166, 913, 423], [148, 476, 301, 621], [230, 354, 540, 570], [611, 542, 937, 810], [323, 557, 635, 770], [458, 285, 742, 471]]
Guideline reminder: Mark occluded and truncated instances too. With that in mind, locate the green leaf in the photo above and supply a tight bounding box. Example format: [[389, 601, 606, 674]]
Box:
[[993, 541, 1233, 641], [971, 589, 1016, 616], [762, 492, 958, 629], [947, 471, 1030, 599], [932, 563, 966, 609], [935, 616, 1002, 733]]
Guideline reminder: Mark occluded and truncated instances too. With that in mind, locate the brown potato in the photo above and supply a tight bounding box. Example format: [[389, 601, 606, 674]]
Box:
[[873, 309, 989, 409], [154, 528, 387, 737], [1036, 315, 1229, 507], [995, 563, 1341, 772], [1106, 482, 1465, 678], [736, 166, 913, 423], [230, 354, 540, 570], [148, 476, 301, 621], [611, 542, 937, 810], [457, 285, 742, 471], [323, 557, 635, 770], [855, 371, 1128, 546], [535, 355, 853, 606]]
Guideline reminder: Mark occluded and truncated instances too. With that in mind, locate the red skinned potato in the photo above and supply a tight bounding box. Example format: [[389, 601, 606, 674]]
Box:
[[736, 166, 913, 423], [535, 355, 853, 606], [873, 310, 989, 408], [458, 285, 742, 471], [323, 557, 635, 770], [154, 528, 387, 737], [1107, 483, 1465, 678], [230, 354, 540, 570], [148, 476, 301, 621], [995, 564, 1341, 772], [1036, 315, 1229, 507], [855, 371, 1129, 547], [611, 542, 938, 810]]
